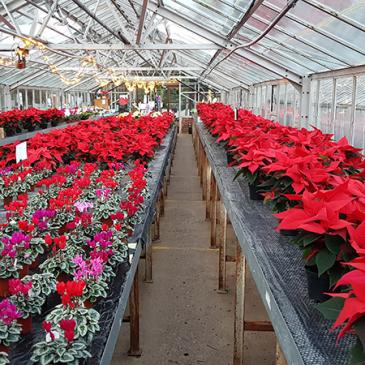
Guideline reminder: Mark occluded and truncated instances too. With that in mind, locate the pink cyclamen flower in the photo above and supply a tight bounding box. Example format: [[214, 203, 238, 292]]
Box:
[[74, 201, 93, 213]]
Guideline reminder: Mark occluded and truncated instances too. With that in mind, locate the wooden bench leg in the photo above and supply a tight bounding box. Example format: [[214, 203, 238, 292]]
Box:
[[210, 178, 218, 249], [206, 164, 212, 219], [144, 227, 153, 283], [217, 203, 228, 293], [234, 243, 245, 365], [160, 191, 165, 217], [128, 267, 142, 357], [233, 241, 277, 364], [202, 154, 207, 200], [154, 203, 160, 241], [276, 342, 287, 365], [164, 177, 168, 197]]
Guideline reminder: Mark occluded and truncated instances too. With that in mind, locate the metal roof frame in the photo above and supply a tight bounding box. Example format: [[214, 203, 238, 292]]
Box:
[[0, 0, 365, 92]]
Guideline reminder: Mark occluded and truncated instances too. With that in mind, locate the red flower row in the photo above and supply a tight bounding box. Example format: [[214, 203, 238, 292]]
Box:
[[197, 102, 365, 345], [0, 112, 174, 170]]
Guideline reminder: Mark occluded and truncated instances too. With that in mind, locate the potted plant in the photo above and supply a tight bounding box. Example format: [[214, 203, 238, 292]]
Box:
[[0, 232, 32, 297], [0, 351, 9, 365], [318, 256, 365, 364], [9, 273, 56, 333], [46, 280, 100, 343], [0, 299, 21, 352], [71, 255, 108, 306], [31, 320, 91, 365], [8, 278, 34, 333], [275, 182, 360, 302], [39, 239, 80, 279]]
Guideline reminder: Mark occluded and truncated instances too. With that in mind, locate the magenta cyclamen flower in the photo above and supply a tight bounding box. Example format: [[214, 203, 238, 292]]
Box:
[[65, 163, 79, 174], [0, 167, 12, 176], [87, 231, 113, 250], [0, 299, 21, 325], [33, 209, 56, 220], [95, 189, 111, 199], [1, 233, 30, 258], [11, 232, 30, 247]]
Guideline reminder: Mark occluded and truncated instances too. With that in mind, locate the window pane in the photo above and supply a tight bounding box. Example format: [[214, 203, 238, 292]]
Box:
[[278, 84, 286, 124], [286, 84, 294, 126], [318, 79, 334, 134], [334, 77, 353, 141], [309, 80, 319, 128], [34, 89, 40, 104], [27, 90, 33, 107], [354, 75, 365, 150]]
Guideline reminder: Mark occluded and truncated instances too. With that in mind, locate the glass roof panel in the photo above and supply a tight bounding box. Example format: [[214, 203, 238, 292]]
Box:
[[2, 0, 365, 91], [289, 1, 365, 51], [317, 0, 365, 26], [163, 0, 235, 36]]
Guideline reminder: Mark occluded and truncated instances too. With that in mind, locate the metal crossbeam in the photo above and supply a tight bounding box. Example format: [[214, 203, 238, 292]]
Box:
[[0, 43, 221, 51], [56, 66, 202, 71]]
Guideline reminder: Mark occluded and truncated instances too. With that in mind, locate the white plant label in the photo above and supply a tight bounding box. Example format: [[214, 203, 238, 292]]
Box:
[[16, 141, 27, 163]]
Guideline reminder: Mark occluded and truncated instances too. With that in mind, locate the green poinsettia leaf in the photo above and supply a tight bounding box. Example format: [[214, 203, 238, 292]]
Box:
[[315, 249, 336, 277], [317, 297, 344, 320], [350, 338, 365, 365]]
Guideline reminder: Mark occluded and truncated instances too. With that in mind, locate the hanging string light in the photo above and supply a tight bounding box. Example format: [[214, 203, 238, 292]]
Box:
[[0, 55, 14, 67], [5, 36, 178, 87]]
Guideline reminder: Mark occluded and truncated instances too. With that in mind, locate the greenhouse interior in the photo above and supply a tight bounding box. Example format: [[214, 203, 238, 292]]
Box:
[[1, 0, 365, 364]]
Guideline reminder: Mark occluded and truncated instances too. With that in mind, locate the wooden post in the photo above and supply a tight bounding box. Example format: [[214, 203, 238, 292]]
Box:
[[233, 243, 246, 365], [210, 177, 218, 249], [128, 267, 142, 357], [144, 227, 153, 283], [206, 164, 212, 219], [164, 176, 168, 197], [202, 154, 207, 200], [160, 190, 165, 216], [217, 203, 228, 293], [276, 342, 287, 365], [153, 205, 160, 241]]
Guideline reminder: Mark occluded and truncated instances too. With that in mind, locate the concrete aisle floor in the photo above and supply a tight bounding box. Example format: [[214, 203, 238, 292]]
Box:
[[111, 134, 275, 365]]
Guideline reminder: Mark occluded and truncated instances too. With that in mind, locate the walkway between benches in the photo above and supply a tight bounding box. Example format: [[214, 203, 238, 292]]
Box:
[[112, 134, 275, 365]]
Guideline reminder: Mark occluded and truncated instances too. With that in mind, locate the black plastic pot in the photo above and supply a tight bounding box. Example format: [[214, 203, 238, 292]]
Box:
[[50, 120, 59, 127], [356, 318, 365, 350], [306, 267, 330, 303], [26, 126, 35, 132], [280, 229, 299, 237], [4, 128, 15, 137], [227, 151, 235, 165], [248, 183, 264, 201], [39, 122, 48, 129]]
